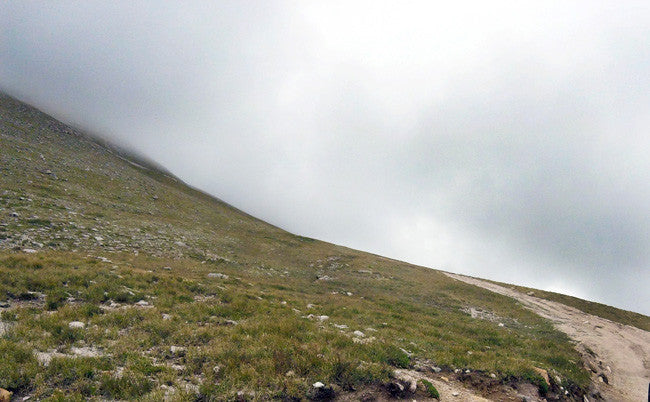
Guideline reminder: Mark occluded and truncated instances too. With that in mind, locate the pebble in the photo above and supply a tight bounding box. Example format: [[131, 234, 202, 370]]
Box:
[[313, 382, 325, 388], [68, 321, 85, 329]]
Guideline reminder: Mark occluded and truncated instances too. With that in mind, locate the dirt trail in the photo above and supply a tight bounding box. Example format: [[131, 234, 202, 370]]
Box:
[[445, 273, 650, 401]]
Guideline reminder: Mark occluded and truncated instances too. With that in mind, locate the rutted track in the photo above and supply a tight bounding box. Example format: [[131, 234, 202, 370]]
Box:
[[445, 273, 650, 401]]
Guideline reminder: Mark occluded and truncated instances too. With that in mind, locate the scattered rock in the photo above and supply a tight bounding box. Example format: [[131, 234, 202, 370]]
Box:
[[0, 388, 11, 402], [452, 391, 460, 397], [317, 315, 329, 321], [310, 382, 336, 400], [68, 321, 85, 329], [162, 313, 172, 320], [135, 300, 150, 307], [170, 345, 187, 357], [532, 367, 550, 386], [162, 266, 172, 271], [207, 272, 228, 279], [70, 346, 102, 357], [353, 330, 365, 337], [23, 248, 38, 253]]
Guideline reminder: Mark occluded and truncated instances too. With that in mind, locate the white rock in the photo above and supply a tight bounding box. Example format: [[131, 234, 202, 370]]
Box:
[[170, 346, 187, 356], [317, 315, 329, 321], [498, 323, 504, 327], [162, 314, 172, 320], [135, 300, 150, 306], [207, 272, 228, 279], [313, 382, 325, 388], [23, 248, 37, 254], [452, 391, 460, 397], [68, 321, 85, 329], [353, 330, 365, 337]]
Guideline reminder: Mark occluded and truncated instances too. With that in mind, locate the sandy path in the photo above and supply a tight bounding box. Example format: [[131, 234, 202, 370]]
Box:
[[445, 273, 650, 401]]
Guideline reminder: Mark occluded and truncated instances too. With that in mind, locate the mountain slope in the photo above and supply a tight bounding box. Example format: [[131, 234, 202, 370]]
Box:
[[0, 92, 646, 401]]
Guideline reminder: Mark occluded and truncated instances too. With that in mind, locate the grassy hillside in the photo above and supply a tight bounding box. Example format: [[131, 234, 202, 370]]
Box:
[[0, 92, 615, 400]]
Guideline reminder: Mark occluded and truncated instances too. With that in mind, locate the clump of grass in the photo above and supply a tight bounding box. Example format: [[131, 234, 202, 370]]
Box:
[[99, 371, 153, 399], [0, 339, 39, 392], [421, 379, 440, 399]]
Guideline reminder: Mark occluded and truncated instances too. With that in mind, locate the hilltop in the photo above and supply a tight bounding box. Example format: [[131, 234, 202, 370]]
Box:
[[0, 92, 648, 401]]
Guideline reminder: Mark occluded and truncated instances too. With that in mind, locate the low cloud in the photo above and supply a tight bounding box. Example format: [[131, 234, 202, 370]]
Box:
[[1, 1, 648, 314]]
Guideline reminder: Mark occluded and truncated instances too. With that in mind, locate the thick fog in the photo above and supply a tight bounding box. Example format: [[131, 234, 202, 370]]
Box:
[[1, 1, 648, 314]]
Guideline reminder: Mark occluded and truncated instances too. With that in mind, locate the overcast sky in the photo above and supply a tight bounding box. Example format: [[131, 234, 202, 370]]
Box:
[[1, 1, 649, 314]]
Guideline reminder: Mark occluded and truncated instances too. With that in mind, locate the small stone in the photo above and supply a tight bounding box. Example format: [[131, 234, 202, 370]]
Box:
[[498, 322, 504, 327], [68, 321, 85, 329], [532, 367, 550, 386], [170, 346, 187, 356], [313, 382, 325, 388], [162, 314, 172, 320], [207, 272, 228, 279], [452, 391, 459, 397], [490, 373, 497, 379], [23, 248, 38, 254], [0, 301, 10, 308], [317, 315, 329, 321], [10, 212, 19, 217], [285, 370, 295, 377], [162, 266, 172, 271], [135, 300, 150, 307], [432, 366, 442, 373], [353, 330, 365, 337], [0, 388, 11, 402]]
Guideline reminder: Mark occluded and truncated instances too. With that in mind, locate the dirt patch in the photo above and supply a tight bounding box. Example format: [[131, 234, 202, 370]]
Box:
[[445, 272, 650, 401]]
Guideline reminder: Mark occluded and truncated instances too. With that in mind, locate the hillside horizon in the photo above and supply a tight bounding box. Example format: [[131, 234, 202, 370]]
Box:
[[0, 90, 644, 318], [1, 90, 649, 401]]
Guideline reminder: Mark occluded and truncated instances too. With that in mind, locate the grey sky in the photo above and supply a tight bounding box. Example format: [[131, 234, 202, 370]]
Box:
[[1, 1, 649, 314]]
